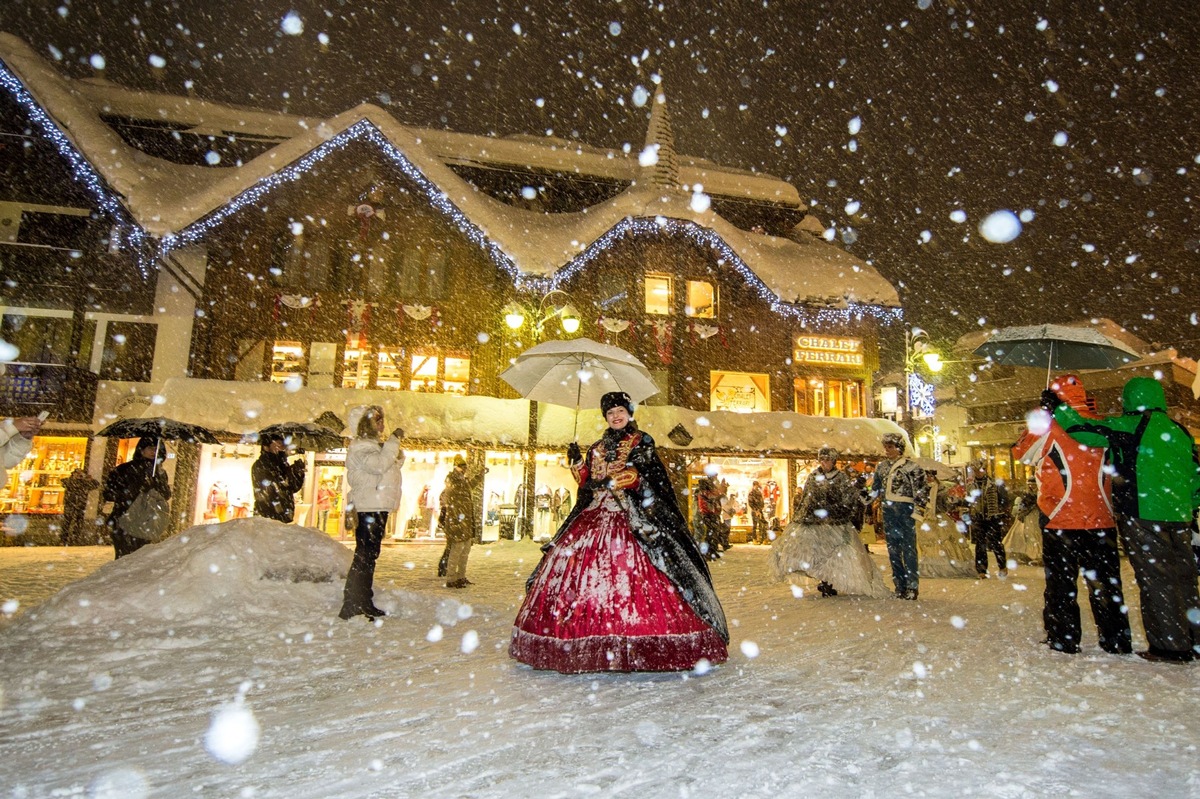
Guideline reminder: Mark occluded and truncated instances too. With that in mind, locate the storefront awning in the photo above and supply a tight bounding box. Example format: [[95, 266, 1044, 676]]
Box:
[[132, 378, 906, 458]]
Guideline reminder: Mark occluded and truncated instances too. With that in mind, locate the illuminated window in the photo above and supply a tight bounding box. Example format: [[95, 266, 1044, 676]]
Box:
[[375, 346, 405, 391], [409, 351, 471, 394], [794, 377, 864, 418], [342, 335, 371, 389], [444, 355, 470, 395], [270, 340, 305, 385], [710, 371, 770, 413], [685, 280, 716, 318], [645, 274, 673, 315]]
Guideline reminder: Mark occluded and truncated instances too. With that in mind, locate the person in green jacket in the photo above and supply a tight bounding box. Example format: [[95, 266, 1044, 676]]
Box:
[[1049, 377, 1200, 663]]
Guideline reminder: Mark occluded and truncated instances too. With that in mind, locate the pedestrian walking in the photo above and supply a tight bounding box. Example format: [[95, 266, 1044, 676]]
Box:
[[61, 468, 99, 545], [102, 437, 171, 558], [965, 460, 1008, 578], [439, 454, 487, 588]]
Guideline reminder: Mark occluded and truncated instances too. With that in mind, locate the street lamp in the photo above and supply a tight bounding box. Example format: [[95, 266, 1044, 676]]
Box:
[[503, 289, 581, 339]]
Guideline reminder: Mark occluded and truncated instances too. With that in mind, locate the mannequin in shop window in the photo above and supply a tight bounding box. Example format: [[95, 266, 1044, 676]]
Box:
[[316, 480, 335, 534], [207, 481, 229, 522], [534, 485, 553, 540], [510, 391, 728, 673]]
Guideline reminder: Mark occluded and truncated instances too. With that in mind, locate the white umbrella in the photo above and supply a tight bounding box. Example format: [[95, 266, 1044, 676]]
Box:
[[500, 338, 659, 439]]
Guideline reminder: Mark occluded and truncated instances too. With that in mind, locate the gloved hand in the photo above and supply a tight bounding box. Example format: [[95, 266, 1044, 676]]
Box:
[[566, 442, 582, 463], [1039, 389, 1062, 412], [391, 427, 405, 440]]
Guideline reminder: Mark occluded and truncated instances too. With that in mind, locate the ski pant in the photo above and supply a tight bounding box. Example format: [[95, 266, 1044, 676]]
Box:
[[972, 517, 1006, 575], [882, 502, 918, 595], [1118, 517, 1199, 657], [1041, 520, 1131, 654], [340, 511, 387, 616]]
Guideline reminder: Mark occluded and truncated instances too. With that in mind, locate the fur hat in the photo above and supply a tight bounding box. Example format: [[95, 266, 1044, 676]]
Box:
[[881, 432, 906, 452], [600, 391, 634, 415], [452, 454, 467, 468], [817, 446, 839, 461]]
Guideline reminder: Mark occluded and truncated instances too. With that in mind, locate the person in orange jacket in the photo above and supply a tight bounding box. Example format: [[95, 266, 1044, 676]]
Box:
[[1012, 374, 1131, 655]]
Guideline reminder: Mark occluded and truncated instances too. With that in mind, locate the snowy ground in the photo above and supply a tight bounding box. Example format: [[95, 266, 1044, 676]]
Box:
[[1, 519, 1197, 799]]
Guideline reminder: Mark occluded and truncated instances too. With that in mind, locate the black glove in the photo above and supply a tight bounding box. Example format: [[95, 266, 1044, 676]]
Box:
[[566, 442, 582, 463], [391, 427, 405, 440], [1039, 389, 1062, 413]]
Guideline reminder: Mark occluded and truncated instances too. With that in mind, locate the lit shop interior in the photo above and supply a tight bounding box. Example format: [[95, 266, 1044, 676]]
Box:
[[192, 445, 580, 542], [0, 433, 90, 517]]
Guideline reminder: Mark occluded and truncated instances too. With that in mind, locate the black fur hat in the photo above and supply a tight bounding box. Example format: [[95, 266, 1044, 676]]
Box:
[[600, 391, 634, 415]]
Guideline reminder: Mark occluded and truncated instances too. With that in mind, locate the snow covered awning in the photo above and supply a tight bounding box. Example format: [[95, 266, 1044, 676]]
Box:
[[129, 378, 905, 458]]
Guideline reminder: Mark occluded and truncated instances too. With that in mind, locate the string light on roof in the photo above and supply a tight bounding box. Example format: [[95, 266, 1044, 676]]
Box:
[[535, 216, 903, 325], [161, 120, 523, 283], [153, 119, 900, 326], [0, 59, 151, 277]]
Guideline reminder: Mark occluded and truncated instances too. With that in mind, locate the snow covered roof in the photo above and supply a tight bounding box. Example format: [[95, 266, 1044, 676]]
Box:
[[1, 32, 899, 312], [136, 378, 908, 457]]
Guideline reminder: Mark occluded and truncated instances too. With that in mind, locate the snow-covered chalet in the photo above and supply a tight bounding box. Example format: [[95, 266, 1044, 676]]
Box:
[[0, 33, 906, 544]]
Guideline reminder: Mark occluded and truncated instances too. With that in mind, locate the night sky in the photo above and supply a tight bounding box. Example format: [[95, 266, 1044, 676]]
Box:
[[5, 0, 1199, 357]]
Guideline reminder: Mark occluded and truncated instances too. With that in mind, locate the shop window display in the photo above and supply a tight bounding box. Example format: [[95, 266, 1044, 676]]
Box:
[[0, 435, 89, 515]]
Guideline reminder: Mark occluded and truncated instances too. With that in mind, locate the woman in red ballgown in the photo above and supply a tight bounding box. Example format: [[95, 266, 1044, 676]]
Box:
[[510, 392, 729, 673]]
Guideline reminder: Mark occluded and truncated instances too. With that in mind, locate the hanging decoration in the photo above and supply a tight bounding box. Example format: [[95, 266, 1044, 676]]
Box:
[[687, 320, 727, 347], [597, 316, 632, 344], [274, 293, 318, 322], [400, 303, 440, 332], [347, 300, 373, 337], [645, 319, 674, 364], [350, 202, 374, 239]]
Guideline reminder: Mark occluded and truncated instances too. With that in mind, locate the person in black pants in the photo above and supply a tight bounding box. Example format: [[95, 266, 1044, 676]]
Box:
[[966, 461, 1007, 578], [1041, 517, 1130, 654]]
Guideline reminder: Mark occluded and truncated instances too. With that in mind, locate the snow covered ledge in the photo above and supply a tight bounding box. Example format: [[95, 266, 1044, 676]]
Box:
[[137, 377, 905, 457]]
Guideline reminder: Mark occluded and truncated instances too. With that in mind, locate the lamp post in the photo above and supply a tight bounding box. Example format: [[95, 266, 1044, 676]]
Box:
[[903, 327, 942, 439], [502, 289, 582, 342]]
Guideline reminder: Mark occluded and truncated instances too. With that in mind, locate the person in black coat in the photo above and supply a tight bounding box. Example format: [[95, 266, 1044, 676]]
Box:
[[251, 434, 307, 523], [102, 436, 171, 558]]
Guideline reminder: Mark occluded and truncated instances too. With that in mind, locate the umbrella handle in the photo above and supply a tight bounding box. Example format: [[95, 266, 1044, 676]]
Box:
[[1046, 340, 1053, 387]]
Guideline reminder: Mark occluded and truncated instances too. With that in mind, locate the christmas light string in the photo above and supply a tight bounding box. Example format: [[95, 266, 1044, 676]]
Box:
[[533, 216, 903, 326], [160, 120, 523, 283], [0, 58, 151, 277]]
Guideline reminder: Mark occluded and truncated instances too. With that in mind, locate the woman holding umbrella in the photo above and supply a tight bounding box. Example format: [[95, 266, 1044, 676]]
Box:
[[102, 437, 171, 558], [509, 391, 728, 673]]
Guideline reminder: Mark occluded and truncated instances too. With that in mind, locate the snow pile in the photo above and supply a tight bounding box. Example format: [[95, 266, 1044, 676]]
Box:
[[8, 519, 352, 630]]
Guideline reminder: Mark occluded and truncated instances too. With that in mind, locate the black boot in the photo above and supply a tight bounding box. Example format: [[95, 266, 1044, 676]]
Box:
[[817, 581, 838, 597]]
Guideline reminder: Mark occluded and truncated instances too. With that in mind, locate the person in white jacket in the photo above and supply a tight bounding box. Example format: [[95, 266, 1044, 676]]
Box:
[[338, 405, 405, 620], [1, 415, 42, 491]]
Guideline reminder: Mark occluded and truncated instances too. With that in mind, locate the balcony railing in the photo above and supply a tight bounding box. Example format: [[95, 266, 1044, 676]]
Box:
[[0, 363, 99, 422]]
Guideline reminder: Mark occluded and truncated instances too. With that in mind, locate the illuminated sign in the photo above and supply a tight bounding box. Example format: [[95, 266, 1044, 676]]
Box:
[[794, 336, 863, 367]]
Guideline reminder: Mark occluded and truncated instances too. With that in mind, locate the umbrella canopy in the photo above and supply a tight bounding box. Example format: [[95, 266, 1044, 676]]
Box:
[[972, 324, 1139, 372], [248, 421, 345, 452], [913, 456, 956, 480], [500, 338, 659, 410], [95, 416, 221, 444]]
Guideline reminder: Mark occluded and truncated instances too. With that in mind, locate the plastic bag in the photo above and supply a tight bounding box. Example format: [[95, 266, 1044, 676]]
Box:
[[118, 489, 171, 541]]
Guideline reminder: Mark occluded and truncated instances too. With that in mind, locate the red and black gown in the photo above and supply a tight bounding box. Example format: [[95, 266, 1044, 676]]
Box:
[[510, 425, 729, 673]]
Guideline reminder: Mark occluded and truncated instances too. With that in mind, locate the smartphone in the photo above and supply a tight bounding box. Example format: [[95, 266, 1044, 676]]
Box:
[[36, 411, 50, 422]]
